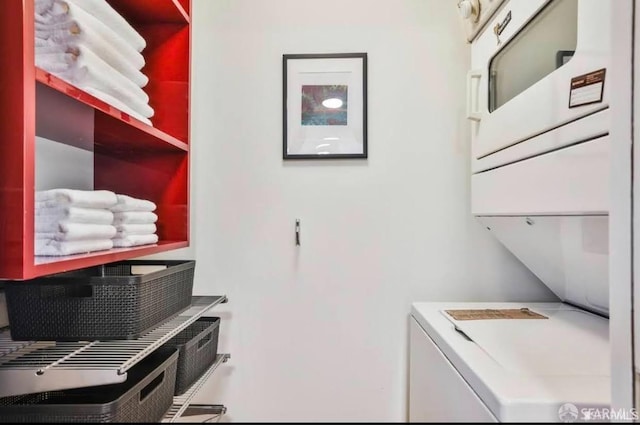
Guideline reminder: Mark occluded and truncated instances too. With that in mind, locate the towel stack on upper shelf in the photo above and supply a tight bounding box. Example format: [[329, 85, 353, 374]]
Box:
[[34, 0, 154, 125], [35, 189, 117, 256], [111, 194, 159, 248]]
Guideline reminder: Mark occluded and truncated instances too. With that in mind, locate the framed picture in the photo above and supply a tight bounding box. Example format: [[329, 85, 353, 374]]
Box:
[[283, 53, 367, 159]]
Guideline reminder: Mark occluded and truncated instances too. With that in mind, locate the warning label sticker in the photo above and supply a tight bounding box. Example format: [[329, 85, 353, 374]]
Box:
[[569, 68, 606, 108]]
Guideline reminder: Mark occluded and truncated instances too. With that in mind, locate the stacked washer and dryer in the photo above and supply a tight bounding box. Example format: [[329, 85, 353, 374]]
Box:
[[410, 0, 612, 421]]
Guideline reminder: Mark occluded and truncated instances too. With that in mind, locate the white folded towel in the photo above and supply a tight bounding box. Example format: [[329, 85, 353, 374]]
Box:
[[36, 189, 117, 209], [113, 211, 158, 225], [35, 39, 72, 54], [35, 0, 146, 52], [35, 47, 154, 119], [35, 223, 117, 241], [35, 238, 114, 256], [35, 210, 114, 233], [35, 0, 68, 23], [36, 35, 148, 87], [35, 44, 148, 104], [35, 0, 145, 70], [111, 194, 157, 213], [115, 223, 157, 237], [34, 51, 75, 73], [35, 0, 56, 16], [112, 234, 159, 248], [35, 205, 114, 222]]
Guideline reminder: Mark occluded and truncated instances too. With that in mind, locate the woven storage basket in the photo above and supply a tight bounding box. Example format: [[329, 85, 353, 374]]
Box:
[[5, 260, 195, 341], [165, 317, 220, 395], [0, 348, 179, 423]]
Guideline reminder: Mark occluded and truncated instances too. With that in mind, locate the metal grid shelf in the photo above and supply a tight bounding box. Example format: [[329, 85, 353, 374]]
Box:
[[162, 353, 230, 422], [0, 295, 227, 398]]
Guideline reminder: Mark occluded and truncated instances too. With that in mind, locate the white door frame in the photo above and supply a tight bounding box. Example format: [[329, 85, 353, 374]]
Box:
[[610, 0, 635, 411]]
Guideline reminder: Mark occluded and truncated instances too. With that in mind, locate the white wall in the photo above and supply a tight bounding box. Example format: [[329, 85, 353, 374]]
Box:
[[186, 0, 556, 421], [35, 137, 93, 191], [35, 84, 95, 192]]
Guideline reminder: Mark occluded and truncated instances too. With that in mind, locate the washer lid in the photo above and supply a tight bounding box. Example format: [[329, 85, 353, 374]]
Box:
[[411, 302, 610, 422]]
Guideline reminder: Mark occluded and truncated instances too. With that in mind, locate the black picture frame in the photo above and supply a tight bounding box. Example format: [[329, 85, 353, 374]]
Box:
[[283, 53, 368, 160]]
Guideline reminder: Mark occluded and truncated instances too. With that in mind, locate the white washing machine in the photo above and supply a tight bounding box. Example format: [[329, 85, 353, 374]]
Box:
[[409, 301, 609, 422], [407, 215, 611, 422]]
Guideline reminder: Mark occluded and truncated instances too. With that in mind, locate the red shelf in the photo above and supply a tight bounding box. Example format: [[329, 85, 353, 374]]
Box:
[[30, 241, 189, 279], [36, 68, 188, 153], [0, 0, 191, 280], [108, 0, 189, 24]]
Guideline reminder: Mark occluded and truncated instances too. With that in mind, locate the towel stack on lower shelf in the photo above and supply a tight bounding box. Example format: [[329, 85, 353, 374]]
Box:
[[34, 0, 153, 125], [35, 189, 117, 256], [35, 190, 161, 256], [111, 194, 159, 248]]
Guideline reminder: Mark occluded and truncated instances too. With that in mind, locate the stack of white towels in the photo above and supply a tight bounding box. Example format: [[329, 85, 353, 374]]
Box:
[[35, 0, 154, 125], [35, 189, 158, 256], [35, 189, 118, 256], [111, 194, 159, 248]]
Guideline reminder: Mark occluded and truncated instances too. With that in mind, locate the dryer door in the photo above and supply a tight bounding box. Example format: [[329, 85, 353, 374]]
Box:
[[470, 0, 610, 159]]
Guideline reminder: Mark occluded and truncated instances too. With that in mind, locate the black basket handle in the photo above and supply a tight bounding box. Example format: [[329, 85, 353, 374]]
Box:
[[139, 371, 165, 404], [197, 331, 213, 351]]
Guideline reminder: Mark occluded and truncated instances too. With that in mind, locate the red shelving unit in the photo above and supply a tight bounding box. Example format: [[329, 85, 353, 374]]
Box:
[[107, 0, 190, 24], [0, 0, 191, 280]]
